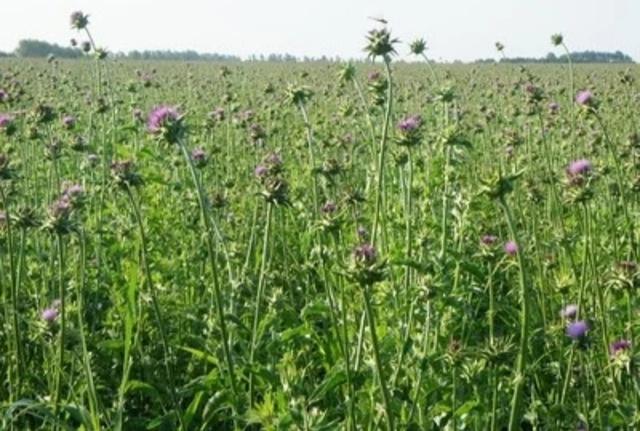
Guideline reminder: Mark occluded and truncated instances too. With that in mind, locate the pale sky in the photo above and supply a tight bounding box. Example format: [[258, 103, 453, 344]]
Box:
[[1, 0, 638, 62]]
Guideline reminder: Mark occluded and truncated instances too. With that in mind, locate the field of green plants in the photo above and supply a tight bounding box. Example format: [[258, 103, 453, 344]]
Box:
[[1, 12, 640, 431]]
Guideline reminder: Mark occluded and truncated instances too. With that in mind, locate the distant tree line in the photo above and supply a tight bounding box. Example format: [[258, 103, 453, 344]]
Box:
[[112, 50, 241, 62], [11, 40, 336, 62], [15, 39, 83, 59], [475, 50, 634, 64], [7, 40, 635, 64]]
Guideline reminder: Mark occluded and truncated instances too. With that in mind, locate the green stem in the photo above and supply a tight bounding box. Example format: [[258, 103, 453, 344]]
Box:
[[298, 103, 319, 211], [499, 197, 530, 431], [75, 230, 100, 430], [362, 284, 395, 431], [248, 202, 273, 407], [177, 138, 239, 402], [53, 234, 66, 424], [124, 186, 185, 430], [371, 58, 393, 244]]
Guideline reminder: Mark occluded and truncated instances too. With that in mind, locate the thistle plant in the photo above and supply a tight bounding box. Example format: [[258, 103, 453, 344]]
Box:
[[2, 8, 640, 431], [409, 37, 439, 84]]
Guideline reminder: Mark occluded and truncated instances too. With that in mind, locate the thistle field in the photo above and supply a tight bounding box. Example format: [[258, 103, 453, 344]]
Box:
[[1, 20, 640, 431]]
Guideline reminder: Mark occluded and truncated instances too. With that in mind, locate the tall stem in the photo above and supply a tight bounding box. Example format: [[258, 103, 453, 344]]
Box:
[[371, 58, 393, 244], [362, 284, 395, 431], [52, 234, 66, 423], [499, 197, 530, 431], [248, 202, 273, 407], [124, 186, 185, 430], [176, 139, 239, 401], [298, 104, 319, 211]]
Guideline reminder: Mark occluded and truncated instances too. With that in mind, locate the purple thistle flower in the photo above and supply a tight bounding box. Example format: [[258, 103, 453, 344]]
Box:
[[397, 115, 422, 133], [41, 307, 58, 323], [321, 200, 337, 214], [561, 304, 578, 319], [481, 234, 498, 246], [210, 107, 225, 122], [575, 90, 593, 106], [504, 240, 518, 256], [548, 102, 559, 113], [254, 164, 269, 178], [0, 114, 13, 129], [354, 243, 377, 264], [610, 339, 631, 356], [51, 196, 72, 218], [368, 71, 381, 81], [566, 320, 589, 339], [191, 147, 207, 167], [63, 184, 84, 200], [567, 159, 592, 177], [147, 105, 180, 134], [264, 152, 282, 167], [62, 115, 76, 130]]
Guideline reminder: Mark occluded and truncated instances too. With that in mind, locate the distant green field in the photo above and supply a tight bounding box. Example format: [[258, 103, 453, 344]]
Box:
[[1, 48, 639, 430]]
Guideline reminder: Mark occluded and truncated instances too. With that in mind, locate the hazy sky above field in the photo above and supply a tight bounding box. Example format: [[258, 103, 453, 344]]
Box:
[[1, 0, 638, 62]]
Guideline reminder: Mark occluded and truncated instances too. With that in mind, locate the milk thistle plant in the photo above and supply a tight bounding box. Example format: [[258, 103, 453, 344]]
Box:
[[3, 8, 640, 431]]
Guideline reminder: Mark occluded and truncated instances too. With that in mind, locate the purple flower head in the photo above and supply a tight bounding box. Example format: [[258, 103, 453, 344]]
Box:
[[548, 102, 559, 113], [210, 107, 225, 122], [354, 243, 377, 265], [321, 200, 337, 214], [481, 234, 498, 246], [566, 159, 592, 180], [504, 240, 518, 256], [397, 115, 422, 133], [524, 82, 537, 94], [575, 90, 593, 107], [41, 307, 58, 323], [264, 152, 282, 167], [191, 147, 207, 167], [81, 41, 91, 53], [70, 11, 89, 30], [561, 304, 578, 319], [368, 71, 381, 81], [147, 105, 180, 134], [566, 320, 589, 339], [254, 164, 269, 178], [62, 115, 76, 129], [51, 196, 72, 218], [610, 339, 631, 356], [342, 132, 354, 144], [0, 114, 13, 129], [63, 184, 84, 198]]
